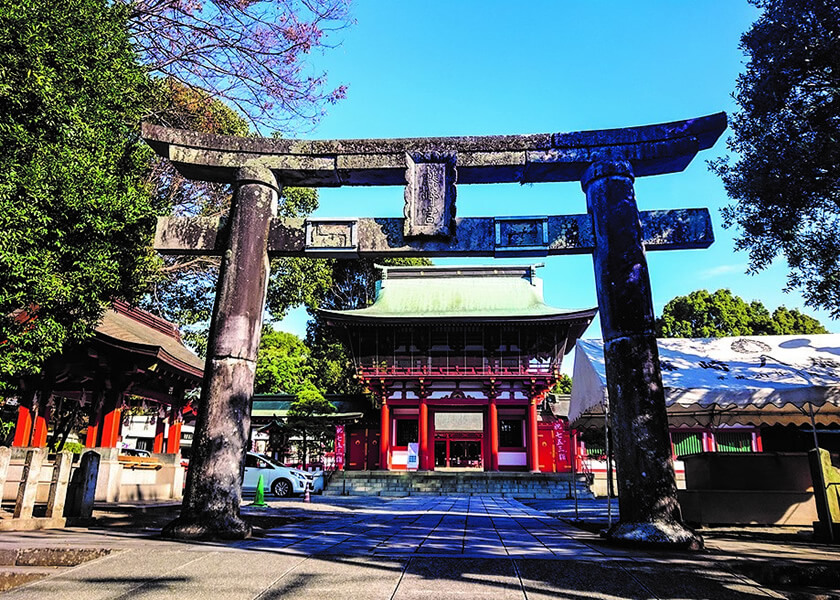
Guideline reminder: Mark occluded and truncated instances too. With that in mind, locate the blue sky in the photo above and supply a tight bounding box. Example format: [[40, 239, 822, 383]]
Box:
[[278, 1, 837, 370]]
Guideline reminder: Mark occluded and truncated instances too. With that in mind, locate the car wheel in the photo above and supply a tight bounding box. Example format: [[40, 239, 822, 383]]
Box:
[[272, 478, 292, 498]]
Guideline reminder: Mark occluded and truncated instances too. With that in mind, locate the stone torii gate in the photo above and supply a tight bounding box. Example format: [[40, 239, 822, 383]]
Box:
[[144, 112, 726, 546]]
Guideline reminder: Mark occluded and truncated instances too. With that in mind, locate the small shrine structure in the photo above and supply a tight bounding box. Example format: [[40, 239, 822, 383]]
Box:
[[11, 300, 202, 455], [320, 264, 596, 473], [5, 302, 202, 504]]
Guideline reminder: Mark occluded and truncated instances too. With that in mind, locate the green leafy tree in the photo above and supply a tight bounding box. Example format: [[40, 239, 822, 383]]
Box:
[[0, 0, 158, 383], [710, 0, 840, 317], [552, 374, 573, 395], [254, 329, 314, 395], [656, 289, 829, 338], [771, 306, 830, 335], [287, 386, 335, 468]]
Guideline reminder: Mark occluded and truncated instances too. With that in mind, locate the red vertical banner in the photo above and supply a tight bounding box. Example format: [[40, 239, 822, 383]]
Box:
[[335, 425, 345, 470], [553, 420, 570, 472]]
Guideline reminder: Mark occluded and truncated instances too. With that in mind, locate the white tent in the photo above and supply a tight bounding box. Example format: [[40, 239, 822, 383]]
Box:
[[569, 334, 840, 428]]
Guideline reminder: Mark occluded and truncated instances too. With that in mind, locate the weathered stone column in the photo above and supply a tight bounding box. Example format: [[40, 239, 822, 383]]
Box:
[[14, 448, 44, 519], [164, 165, 278, 540], [582, 159, 701, 548]]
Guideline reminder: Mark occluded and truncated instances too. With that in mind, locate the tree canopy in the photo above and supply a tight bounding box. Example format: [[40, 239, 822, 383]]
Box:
[[126, 0, 350, 131], [552, 374, 573, 395], [0, 0, 158, 383], [0, 0, 351, 388], [254, 329, 315, 395], [656, 289, 829, 338], [710, 0, 840, 318], [287, 386, 335, 467]]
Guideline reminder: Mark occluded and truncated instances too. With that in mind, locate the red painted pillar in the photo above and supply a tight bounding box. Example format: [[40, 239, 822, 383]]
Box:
[[30, 391, 51, 448], [380, 402, 390, 470], [419, 397, 429, 470], [489, 396, 499, 471], [528, 398, 539, 473], [167, 421, 182, 455], [31, 413, 49, 448], [85, 426, 97, 448], [100, 406, 122, 448], [85, 388, 103, 448], [85, 422, 99, 449], [153, 415, 166, 454], [12, 405, 33, 447]]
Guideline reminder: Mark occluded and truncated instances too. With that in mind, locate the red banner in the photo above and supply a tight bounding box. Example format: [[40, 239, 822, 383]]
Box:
[[335, 425, 345, 470], [553, 420, 570, 471]]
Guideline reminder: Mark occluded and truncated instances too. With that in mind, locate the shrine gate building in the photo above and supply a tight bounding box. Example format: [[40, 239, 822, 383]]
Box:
[[320, 264, 596, 472]]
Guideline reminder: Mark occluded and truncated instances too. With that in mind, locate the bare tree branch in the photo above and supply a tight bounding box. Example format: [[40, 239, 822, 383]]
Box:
[[123, 0, 351, 133]]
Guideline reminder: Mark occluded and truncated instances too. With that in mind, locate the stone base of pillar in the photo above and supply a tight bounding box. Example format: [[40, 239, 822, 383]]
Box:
[[606, 520, 703, 550]]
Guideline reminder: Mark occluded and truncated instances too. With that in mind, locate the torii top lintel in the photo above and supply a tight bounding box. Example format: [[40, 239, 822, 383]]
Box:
[[141, 112, 726, 187]]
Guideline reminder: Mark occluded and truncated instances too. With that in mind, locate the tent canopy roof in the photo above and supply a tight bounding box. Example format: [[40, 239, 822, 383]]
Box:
[[570, 335, 840, 427]]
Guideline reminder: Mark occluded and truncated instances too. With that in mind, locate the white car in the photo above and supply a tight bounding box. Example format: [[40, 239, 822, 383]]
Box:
[[243, 452, 313, 498]]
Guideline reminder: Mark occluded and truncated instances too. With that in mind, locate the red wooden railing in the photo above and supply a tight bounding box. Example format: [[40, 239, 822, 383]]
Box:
[[356, 364, 556, 377]]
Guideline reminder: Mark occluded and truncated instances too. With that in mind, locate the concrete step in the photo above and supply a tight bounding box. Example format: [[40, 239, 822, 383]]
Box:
[[325, 471, 594, 498]]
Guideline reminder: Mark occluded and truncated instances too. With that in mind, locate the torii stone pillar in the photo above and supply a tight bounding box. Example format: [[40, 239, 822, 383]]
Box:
[[582, 159, 700, 548], [163, 166, 278, 539]]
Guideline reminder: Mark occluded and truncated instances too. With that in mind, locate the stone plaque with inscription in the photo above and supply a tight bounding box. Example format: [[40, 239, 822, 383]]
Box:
[[495, 216, 549, 255], [305, 219, 358, 255], [404, 152, 456, 238]]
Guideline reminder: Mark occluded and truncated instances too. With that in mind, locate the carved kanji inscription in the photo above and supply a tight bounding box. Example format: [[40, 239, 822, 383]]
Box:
[[404, 152, 456, 238], [305, 219, 358, 255]]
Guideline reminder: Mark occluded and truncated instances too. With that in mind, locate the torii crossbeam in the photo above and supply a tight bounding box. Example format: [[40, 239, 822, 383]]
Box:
[[144, 112, 726, 547]]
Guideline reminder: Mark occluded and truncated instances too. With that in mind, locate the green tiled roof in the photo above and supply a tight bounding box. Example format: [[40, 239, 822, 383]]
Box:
[[251, 395, 369, 419], [319, 265, 597, 323]]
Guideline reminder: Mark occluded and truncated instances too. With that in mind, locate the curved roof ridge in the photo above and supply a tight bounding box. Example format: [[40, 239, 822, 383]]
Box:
[[319, 265, 597, 323]]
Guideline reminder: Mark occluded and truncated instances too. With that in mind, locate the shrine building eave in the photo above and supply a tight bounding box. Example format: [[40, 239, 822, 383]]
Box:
[[94, 301, 205, 381], [141, 112, 726, 186], [318, 307, 598, 327], [316, 264, 597, 334]]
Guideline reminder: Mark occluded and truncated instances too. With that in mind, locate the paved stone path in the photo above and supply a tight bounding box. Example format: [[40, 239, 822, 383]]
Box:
[[0, 497, 786, 599], [247, 497, 604, 558]]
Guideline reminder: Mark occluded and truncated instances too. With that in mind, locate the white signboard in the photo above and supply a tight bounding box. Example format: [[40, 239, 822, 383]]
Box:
[[406, 443, 419, 471], [434, 412, 483, 431]]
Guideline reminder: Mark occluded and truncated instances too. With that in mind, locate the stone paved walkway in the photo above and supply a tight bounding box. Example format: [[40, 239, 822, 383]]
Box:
[[0, 497, 795, 599], [246, 497, 604, 558]]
